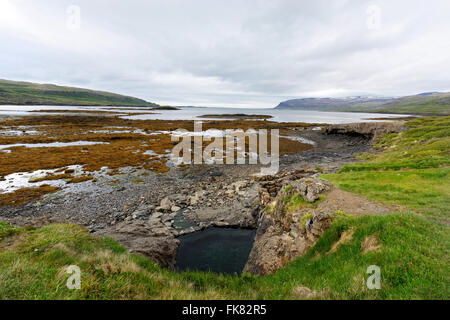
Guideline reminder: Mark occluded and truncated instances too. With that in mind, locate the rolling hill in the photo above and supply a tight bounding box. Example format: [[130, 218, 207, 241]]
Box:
[[0, 79, 158, 107], [276, 93, 450, 115], [276, 96, 395, 111], [370, 92, 450, 114]]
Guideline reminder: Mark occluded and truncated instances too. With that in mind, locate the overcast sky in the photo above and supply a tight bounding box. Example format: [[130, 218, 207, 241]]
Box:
[[1, 0, 450, 107]]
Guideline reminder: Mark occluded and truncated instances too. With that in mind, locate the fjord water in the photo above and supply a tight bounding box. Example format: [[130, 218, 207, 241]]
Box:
[[0, 105, 410, 124], [122, 107, 410, 123], [175, 227, 256, 274]]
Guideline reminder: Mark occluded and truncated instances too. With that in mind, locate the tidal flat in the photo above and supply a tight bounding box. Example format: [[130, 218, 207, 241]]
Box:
[[0, 112, 316, 208]]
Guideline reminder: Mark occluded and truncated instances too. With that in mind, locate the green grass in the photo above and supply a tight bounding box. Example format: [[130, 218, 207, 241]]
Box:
[[372, 103, 450, 115], [342, 102, 450, 115], [281, 193, 313, 214], [299, 213, 312, 230], [260, 213, 449, 299], [0, 214, 448, 299], [323, 168, 449, 222], [0, 221, 20, 239], [0, 116, 448, 300], [322, 116, 450, 223], [0, 79, 158, 107]]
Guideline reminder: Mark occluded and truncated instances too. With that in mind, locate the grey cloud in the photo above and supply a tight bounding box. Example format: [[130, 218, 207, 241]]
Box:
[[1, 0, 449, 107]]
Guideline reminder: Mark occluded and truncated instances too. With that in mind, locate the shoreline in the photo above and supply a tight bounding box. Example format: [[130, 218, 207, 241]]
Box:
[[0, 115, 404, 228], [0, 113, 410, 274], [0, 115, 402, 245]]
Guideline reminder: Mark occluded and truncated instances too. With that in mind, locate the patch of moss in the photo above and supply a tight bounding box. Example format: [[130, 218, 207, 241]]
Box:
[[334, 210, 351, 218], [282, 194, 312, 214], [299, 213, 312, 230], [29, 173, 74, 183], [264, 200, 277, 214], [0, 185, 61, 206]]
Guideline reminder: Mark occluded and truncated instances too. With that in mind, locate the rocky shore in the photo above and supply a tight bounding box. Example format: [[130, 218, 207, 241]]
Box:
[[0, 121, 405, 274]]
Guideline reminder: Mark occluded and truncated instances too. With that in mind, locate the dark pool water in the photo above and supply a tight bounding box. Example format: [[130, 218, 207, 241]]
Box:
[[175, 227, 256, 274]]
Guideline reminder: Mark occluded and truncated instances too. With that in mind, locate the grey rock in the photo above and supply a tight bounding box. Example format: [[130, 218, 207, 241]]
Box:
[[244, 211, 334, 275], [93, 219, 179, 267], [292, 286, 315, 299], [158, 196, 172, 210], [152, 211, 164, 219], [295, 177, 331, 202]]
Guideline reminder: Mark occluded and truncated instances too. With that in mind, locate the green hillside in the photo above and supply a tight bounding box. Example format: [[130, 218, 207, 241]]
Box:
[[368, 93, 450, 115], [0, 79, 158, 107], [277, 93, 450, 115]]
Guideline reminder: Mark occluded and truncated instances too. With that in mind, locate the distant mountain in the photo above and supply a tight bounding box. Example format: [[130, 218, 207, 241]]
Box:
[[276, 93, 450, 115], [0, 79, 158, 107], [416, 92, 441, 96], [276, 96, 395, 111]]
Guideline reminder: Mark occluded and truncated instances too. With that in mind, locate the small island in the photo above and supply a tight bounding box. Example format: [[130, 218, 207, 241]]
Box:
[[152, 106, 180, 110], [197, 113, 273, 120]]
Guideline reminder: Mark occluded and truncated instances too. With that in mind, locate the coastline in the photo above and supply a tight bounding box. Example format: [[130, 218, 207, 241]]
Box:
[[0, 112, 404, 267]]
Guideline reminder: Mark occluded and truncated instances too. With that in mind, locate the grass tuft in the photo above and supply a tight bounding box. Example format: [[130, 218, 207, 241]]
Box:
[[0, 214, 448, 299]]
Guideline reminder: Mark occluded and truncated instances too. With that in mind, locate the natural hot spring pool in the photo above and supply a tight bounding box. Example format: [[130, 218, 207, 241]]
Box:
[[175, 227, 256, 274]]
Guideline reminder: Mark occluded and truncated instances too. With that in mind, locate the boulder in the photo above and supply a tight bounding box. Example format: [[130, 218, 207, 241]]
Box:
[[295, 177, 331, 202], [185, 196, 259, 229], [244, 210, 335, 275], [232, 180, 249, 193], [189, 192, 200, 205], [160, 196, 171, 208], [93, 219, 179, 268], [155, 196, 172, 212], [131, 203, 154, 219]]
